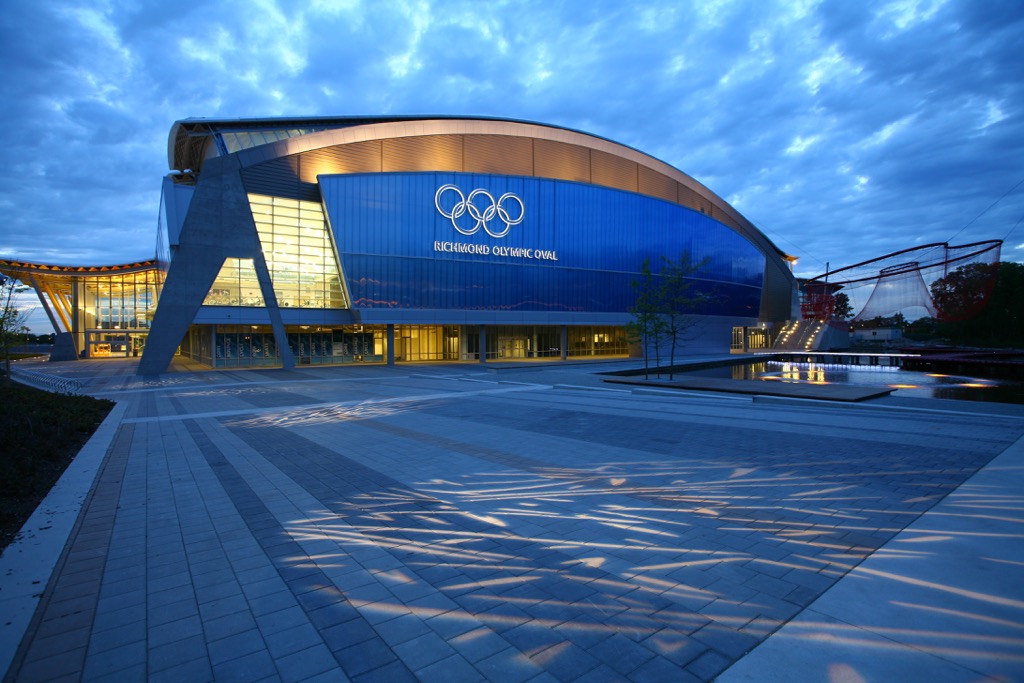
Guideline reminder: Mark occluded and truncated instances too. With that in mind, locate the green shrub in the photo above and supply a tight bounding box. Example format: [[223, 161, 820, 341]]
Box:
[[0, 385, 114, 549]]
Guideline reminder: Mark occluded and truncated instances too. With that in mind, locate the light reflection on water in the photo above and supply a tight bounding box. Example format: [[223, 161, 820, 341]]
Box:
[[685, 361, 1024, 404]]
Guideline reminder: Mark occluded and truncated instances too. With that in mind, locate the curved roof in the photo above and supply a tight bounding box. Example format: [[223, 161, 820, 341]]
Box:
[[0, 258, 158, 278], [169, 115, 792, 264], [170, 115, 618, 172]]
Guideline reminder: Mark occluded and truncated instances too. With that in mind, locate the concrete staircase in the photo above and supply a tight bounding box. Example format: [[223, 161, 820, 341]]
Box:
[[773, 319, 826, 351]]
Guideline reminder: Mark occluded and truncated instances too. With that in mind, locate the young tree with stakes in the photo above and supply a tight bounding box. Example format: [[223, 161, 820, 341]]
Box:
[[658, 254, 710, 380], [626, 258, 668, 379], [1, 275, 31, 386], [628, 254, 709, 380]]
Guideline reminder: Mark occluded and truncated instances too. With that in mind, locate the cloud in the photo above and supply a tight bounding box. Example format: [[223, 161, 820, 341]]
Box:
[[0, 0, 1020, 292]]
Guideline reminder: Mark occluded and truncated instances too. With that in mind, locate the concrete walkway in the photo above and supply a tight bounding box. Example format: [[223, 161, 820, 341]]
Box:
[[2, 357, 1023, 682], [603, 376, 895, 401]]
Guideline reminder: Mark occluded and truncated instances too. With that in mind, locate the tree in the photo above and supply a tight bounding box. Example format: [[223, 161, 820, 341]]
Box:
[[628, 254, 709, 380], [1, 275, 31, 385], [626, 258, 668, 379], [930, 261, 999, 322], [904, 316, 939, 341], [658, 254, 710, 379], [832, 292, 854, 320], [852, 312, 906, 330], [933, 261, 1024, 346]]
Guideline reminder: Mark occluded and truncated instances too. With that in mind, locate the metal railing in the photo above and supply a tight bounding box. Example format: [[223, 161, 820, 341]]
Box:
[[9, 366, 83, 395]]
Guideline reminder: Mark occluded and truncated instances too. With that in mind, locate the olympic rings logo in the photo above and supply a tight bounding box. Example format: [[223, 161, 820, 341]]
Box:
[[434, 184, 525, 238]]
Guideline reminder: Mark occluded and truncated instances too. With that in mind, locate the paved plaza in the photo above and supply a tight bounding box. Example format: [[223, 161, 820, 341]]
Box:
[[2, 358, 1023, 682]]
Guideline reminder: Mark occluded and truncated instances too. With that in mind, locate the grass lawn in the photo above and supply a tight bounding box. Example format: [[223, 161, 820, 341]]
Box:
[[0, 382, 114, 552]]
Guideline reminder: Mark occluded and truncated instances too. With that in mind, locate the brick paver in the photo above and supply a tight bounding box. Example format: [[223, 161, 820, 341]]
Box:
[[3, 360, 1022, 682]]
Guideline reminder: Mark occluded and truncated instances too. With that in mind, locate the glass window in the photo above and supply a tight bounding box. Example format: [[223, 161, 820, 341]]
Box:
[[79, 268, 160, 331], [216, 127, 328, 154], [222, 133, 241, 154], [201, 196, 347, 309], [244, 194, 348, 309], [203, 258, 265, 307], [319, 173, 765, 317]]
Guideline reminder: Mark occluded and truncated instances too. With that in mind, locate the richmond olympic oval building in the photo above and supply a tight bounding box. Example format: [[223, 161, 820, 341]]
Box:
[[123, 115, 796, 373]]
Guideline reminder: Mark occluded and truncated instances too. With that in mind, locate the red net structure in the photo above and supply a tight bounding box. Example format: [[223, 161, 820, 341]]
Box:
[[802, 240, 1002, 322], [800, 281, 843, 320]]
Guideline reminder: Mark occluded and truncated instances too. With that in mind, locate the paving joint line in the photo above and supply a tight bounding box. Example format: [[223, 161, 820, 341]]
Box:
[[93, 374, 415, 397], [122, 384, 550, 425]]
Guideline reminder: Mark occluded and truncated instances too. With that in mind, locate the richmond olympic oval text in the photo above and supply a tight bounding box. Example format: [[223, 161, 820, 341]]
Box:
[[433, 241, 559, 261]]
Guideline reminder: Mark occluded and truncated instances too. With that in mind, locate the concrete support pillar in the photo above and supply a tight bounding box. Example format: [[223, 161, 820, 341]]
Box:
[[138, 155, 277, 375], [387, 324, 395, 366], [560, 326, 568, 361], [479, 325, 487, 364], [50, 332, 78, 362], [252, 251, 293, 370]]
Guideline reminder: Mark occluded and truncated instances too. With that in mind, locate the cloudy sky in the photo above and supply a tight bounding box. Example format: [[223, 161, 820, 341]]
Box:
[[1, 0, 1022, 329]]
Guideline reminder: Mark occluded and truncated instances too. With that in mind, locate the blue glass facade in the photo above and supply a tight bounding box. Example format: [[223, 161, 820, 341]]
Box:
[[320, 173, 765, 317], [136, 116, 801, 374]]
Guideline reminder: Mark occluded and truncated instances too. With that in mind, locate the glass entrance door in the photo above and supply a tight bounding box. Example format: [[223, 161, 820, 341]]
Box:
[[498, 337, 528, 359], [87, 332, 131, 357]]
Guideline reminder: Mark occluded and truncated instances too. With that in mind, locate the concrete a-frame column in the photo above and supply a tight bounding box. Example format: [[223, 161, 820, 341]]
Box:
[[479, 325, 487, 364], [138, 155, 294, 375], [251, 251, 293, 369], [561, 326, 568, 360], [387, 324, 395, 366]]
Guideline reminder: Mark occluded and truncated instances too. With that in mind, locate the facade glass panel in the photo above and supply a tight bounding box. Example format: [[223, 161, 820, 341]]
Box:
[[201, 196, 346, 309], [203, 258, 265, 306], [320, 173, 765, 316], [184, 324, 389, 367], [80, 271, 160, 331], [249, 194, 347, 309], [566, 326, 630, 357], [182, 322, 629, 368], [475, 325, 626, 359], [219, 127, 326, 154], [76, 269, 161, 357], [395, 325, 461, 362]]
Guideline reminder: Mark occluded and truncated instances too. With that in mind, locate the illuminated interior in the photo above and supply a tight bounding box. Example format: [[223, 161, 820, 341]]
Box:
[[0, 259, 160, 358], [252, 194, 346, 309], [203, 194, 346, 309], [179, 323, 630, 367], [203, 258, 264, 307], [78, 269, 161, 356]]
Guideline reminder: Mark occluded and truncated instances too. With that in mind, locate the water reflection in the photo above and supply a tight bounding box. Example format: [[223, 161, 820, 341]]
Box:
[[691, 361, 1024, 403]]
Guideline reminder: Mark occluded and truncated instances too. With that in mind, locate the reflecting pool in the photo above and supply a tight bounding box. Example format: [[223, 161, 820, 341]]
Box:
[[683, 360, 1024, 404]]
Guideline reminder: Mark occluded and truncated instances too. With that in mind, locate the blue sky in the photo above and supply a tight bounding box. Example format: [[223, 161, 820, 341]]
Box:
[[1, 0, 1022, 330]]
